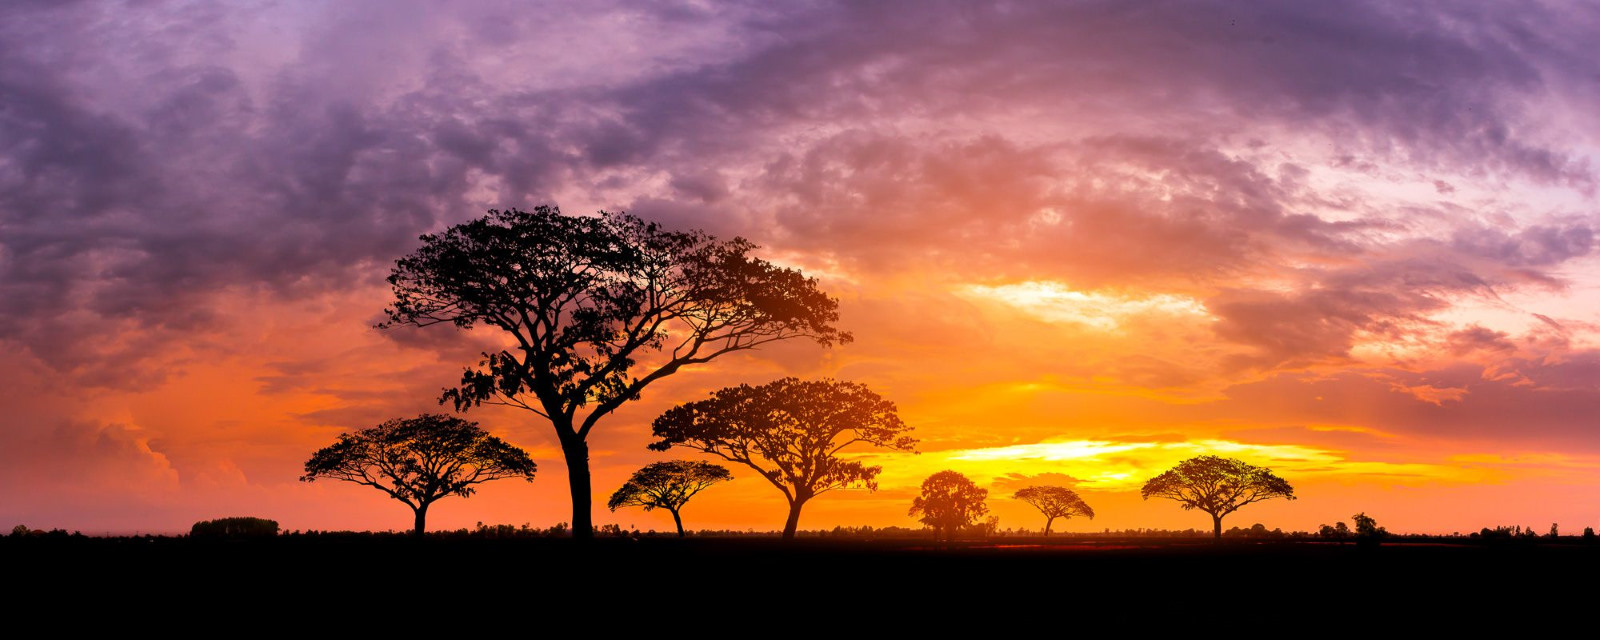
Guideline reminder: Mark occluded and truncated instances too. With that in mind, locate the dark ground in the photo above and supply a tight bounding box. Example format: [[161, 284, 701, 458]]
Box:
[[6, 536, 1593, 628]]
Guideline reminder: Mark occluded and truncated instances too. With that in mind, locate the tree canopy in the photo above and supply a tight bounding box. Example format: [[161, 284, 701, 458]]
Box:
[[910, 470, 988, 541], [190, 517, 279, 539], [300, 414, 537, 536], [649, 377, 916, 539], [1140, 455, 1295, 539], [380, 206, 848, 538], [1012, 485, 1094, 536], [1352, 512, 1387, 545], [607, 460, 733, 537]]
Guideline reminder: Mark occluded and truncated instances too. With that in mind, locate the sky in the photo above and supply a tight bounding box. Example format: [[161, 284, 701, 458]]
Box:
[[2, 0, 1598, 536]]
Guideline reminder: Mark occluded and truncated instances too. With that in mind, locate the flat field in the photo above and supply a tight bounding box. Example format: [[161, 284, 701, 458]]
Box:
[[6, 536, 1592, 627]]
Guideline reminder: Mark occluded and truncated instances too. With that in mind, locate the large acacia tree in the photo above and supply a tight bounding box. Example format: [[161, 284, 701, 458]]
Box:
[[382, 207, 848, 538], [1141, 455, 1295, 539], [1012, 485, 1094, 536], [648, 378, 916, 539], [607, 460, 732, 537], [300, 414, 537, 536]]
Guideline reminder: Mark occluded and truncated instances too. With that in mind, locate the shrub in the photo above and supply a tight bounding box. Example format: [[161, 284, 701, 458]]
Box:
[[190, 517, 280, 538]]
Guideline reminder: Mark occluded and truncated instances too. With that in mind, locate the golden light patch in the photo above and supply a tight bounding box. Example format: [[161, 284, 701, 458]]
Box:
[[1304, 423, 1397, 438], [959, 281, 1210, 331], [1389, 383, 1469, 405], [849, 437, 1496, 494]]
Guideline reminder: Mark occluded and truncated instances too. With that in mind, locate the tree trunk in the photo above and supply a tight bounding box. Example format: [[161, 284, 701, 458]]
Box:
[[413, 504, 428, 537], [1044, 516, 1055, 537], [1212, 514, 1223, 540], [560, 436, 593, 540], [782, 497, 807, 541], [671, 509, 685, 538]]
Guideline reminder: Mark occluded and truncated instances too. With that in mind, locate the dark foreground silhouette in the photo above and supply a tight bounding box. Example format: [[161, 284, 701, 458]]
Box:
[[6, 534, 1595, 624]]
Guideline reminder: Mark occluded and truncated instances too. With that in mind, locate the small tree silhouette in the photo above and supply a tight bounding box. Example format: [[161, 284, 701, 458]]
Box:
[[1352, 512, 1387, 546], [190, 517, 279, 538], [649, 378, 916, 540], [300, 414, 537, 536], [1012, 486, 1094, 536], [1318, 521, 1352, 543], [607, 460, 732, 537], [910, 470, 988, 541], [1141, 455, 1295, 540]]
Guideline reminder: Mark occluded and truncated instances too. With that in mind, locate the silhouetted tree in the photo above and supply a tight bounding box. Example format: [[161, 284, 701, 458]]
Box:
[[649, 378, 915, 540], [1548, 523, 1559, 538], [910, 470, 988, 541], [607, 460, 732, 537], [1318, 521, 1351, 542], [1352, 512, 1387, 546], [382, 206, 847, 538], [190, 517, 279, 538], [300, 414, 537, 536], [982, 515, 1001, 538], [1140, 455, 1295, 540], [1012, 485, 1094, 536], [1583, 526, 1595, 542]]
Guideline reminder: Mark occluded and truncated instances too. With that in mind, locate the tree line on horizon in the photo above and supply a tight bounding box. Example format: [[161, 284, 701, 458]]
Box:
[[10, 518, 1598, 542], [293, 206, 1309, 541], [298, 404, 1299, 539]]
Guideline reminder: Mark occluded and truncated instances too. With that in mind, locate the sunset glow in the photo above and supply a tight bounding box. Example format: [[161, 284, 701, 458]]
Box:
[[2, 1, 1598, 537]]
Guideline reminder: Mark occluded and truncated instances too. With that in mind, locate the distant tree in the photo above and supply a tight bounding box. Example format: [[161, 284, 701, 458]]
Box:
[[190, 517, 280, 538], [1548, 523, 1559, 538], [1318, 521, 1352, 543], [607, 460, 732, 537], [1583, 526, 1595, 542], [1011, 486, 1094, 536], [1351, 512, 1387, 546], [1479, 526, 1515, 541], [982, 515, 1001, 538], [381, 206, 848, 538], [909, 470, 989, 541], [1141, 455, 1295, 540], [650, 378, 916, 540], [8, 524, 27, 538], [300, 414, 537, 536]]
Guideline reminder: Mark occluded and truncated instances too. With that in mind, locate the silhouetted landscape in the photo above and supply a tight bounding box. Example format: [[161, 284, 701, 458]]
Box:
[[7, 528, 1596, 618], [5, 4, 1600, 620]]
